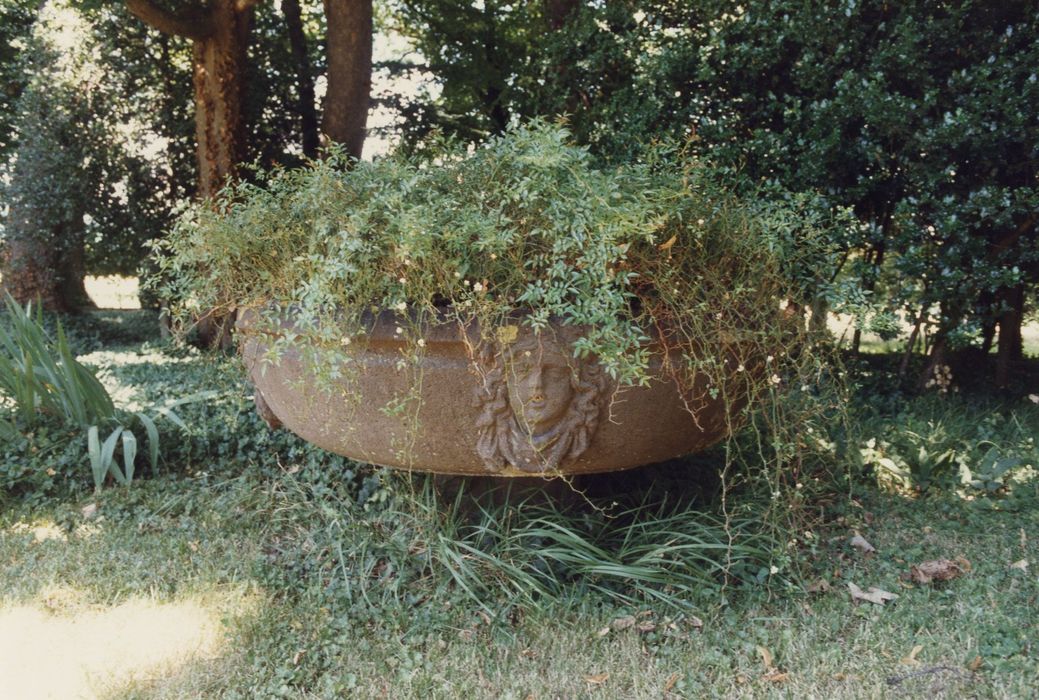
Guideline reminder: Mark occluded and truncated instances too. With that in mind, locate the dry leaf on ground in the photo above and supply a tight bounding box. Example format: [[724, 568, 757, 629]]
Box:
[[584, 672, 609, 685], [1009, 559, 1028, 572], [806, 579, 831, 593], [663, 672, 681, 693], [910, 557, 971, 584], [687, 615, 704, 630], [850, 533, 876, 553], [900, 644, 923, 666], [848, 581, 899, 605], [756, 645, 774, 671], [610, 615, 635, 631]]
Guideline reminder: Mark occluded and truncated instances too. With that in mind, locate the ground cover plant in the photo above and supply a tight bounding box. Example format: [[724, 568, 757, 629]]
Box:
[[1, 306, 1037, 697]]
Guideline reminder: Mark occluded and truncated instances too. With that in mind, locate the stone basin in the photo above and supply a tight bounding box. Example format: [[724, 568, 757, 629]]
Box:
[[239, 312, 736, 477]]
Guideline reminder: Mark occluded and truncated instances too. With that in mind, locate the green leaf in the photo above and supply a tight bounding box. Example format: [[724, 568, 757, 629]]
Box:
[[135, 412, 160, 474], [121, 430, 137, 484]]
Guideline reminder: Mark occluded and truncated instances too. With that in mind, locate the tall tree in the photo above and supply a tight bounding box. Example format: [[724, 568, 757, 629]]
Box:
[[1, 5, 119, 310], [282, 0, 319, 158], [321, 0, 371, 157], [125, 0, 256, 199]]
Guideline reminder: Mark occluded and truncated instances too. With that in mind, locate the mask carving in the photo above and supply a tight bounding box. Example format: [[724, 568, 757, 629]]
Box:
[[475, 328, 609, 473]]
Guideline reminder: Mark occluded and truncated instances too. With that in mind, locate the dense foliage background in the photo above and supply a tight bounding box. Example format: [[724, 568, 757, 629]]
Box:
[[1, 0, 1035, 387]]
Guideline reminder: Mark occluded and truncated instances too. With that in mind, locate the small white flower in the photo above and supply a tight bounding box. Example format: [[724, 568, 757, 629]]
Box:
[[394, 326, 403, 335], [715, 312, 723, 320], [417, 338, 426, 348], [770, 374, 781, 385], [463, 279, 470, 287], [1029, 394, 1039, 404], [473, 282, 484, 293], [398, 277, 406, 284], [454, 271, 462, 279], [394, 301, 407, 312], [697, 218, 706, 226], [340, 336, 351, 346], [769, 565, 779, 575], [766, 355, 774, 363], [490, 253, 497, 260], [737, 363, 745, 372]]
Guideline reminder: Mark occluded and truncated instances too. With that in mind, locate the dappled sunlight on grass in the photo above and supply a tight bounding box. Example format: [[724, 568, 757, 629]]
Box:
[[8, 520, 68, 543], [0, 590, 254, 700]]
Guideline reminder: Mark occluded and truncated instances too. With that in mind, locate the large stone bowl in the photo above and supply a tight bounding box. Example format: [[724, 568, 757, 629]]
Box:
[[238, 311, 736, 477]]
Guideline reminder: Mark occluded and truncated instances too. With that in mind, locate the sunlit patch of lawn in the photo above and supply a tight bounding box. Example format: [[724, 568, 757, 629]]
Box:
[[0, 594, 239, 699]]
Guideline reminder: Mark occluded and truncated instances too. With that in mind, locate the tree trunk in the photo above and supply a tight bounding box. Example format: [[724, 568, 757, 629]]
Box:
[[544, 0, 579, 30], [918, 331, 948, 392], [126, 0, 254, 346], [283, 0, 319, 159], [192, 0, 251, 199], [1, 233, 90, 312], [126, 0, 254, 198], [322, 0, 372, 158], [0, 77, 94, 312], [995, 284, 1025, 389], [852, 241, 886, 354], [978, 288, 996, 355]]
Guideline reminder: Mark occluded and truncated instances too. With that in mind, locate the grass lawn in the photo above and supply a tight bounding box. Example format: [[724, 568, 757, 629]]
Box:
[[2, 309, 1038, 698]]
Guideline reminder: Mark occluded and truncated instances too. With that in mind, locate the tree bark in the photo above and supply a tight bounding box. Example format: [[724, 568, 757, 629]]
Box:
[[322, 0, 372, 158], [126, 0, 254, 199], [0, 72, 94, 312], [995, 284, 1025, 389], [544, 0, 579, 30], [282, 0, 319, 158], [191, 0, 251, 199], [126, 0, 254, 346], [1, 232, 91, 312]]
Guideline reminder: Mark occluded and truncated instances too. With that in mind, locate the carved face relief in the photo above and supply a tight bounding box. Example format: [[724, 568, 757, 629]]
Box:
[[475, 328, 609, 474], [506, 345, 575, 435]]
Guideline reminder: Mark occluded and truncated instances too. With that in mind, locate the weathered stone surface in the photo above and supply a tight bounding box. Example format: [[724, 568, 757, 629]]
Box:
[[239, 312, 736, 476]]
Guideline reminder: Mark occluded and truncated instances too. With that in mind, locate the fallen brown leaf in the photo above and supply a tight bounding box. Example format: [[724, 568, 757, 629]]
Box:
[[584, 672, 609, 685], [663, 672, 681, 693], [687, 615, 704, 630], [910, 557, 971, 584], [611, 615, 635, 631], [763, 671, 789, 683], [597, 626, 610, 637], [1009, 559, 1028, 572], [848, 581, 899, 605], [900, 644, 923, 666], [806, 578, 831, 594], [968, 655, 984, 672], [636, 621, 657, 634], [756, 645, 774, 671], [658, 235, 677, 252]]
